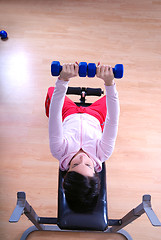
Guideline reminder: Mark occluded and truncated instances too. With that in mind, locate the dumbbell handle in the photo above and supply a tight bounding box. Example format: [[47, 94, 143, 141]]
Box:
[[59, 65, 116, 75], [51, 61, 123, 79]]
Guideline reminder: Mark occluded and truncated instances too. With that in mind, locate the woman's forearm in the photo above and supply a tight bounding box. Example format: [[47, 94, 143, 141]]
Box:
[[49, 79, 68, 154], [100, 84, 120, 158]]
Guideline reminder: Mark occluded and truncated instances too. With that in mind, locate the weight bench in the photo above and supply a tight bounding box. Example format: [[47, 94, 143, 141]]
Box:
[[9, 87, 161, 239]]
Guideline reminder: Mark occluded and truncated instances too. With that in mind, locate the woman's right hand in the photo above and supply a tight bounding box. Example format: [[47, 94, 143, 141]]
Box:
[[59, 62, 79, 81]]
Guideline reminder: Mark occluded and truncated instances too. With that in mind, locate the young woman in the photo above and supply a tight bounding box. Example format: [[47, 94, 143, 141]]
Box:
[[47, 62, 120, 213]]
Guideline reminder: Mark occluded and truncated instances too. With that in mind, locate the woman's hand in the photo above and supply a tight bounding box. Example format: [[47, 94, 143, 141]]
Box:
[[96, 62, 115, 86], [59, 62, 79, 81]]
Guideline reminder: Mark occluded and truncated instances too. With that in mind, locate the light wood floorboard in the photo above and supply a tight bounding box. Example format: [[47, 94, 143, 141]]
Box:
[[0, 0, 161, 239]]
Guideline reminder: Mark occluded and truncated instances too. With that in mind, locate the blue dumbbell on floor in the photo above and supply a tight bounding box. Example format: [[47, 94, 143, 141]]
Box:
[[0, 30, 8, 40], [51, 61, 124, 79]]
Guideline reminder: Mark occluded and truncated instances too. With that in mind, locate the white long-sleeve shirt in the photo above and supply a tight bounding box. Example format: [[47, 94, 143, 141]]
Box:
[[49, 79, 120, 172]]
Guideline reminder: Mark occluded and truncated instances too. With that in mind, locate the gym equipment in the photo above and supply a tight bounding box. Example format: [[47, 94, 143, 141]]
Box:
[[0, 30, 8, 40], [66, 86, 104, 106], [51, 61, 124, 78], [9, 87, 161, 240]]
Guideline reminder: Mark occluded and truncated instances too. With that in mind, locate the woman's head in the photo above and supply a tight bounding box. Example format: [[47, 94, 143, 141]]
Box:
[[63, 151, 101, 213], [68, 151, 95, 177]]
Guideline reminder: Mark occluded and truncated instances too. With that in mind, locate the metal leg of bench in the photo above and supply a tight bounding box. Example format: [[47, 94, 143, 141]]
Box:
[[106, 194, 161, 239], [9, 192, 45, 231], [20, 225, 133, 240], [10, 193, 160, 240], [20, 226, 38, 240], [20, 225, 61, 240], [117, 229, 133, 240]]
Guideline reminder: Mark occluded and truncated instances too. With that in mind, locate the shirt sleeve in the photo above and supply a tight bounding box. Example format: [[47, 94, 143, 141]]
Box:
[[98, 84, 120, 162], [49, 79, 68, 159]]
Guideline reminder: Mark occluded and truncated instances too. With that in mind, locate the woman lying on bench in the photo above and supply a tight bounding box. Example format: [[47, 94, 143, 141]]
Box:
[[47, 62, 120, 213]]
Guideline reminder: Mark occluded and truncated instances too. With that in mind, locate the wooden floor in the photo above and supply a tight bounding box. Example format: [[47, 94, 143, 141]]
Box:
[[0, 0, 161, 239]]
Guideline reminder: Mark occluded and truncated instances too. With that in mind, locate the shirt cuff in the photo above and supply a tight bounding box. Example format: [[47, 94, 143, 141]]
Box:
[[56, 78, 69, 85], [55, 78, 69, 91], [105, 83, 118, 96]]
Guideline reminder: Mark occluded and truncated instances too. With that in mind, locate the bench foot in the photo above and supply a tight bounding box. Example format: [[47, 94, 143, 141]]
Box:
[[117, 229, 133, 240], [20, 226, 38, 240], [20, 225, 133, 240]]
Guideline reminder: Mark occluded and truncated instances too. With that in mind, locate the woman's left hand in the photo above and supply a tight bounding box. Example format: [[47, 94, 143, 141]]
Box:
[[96, 63, 115, 86]]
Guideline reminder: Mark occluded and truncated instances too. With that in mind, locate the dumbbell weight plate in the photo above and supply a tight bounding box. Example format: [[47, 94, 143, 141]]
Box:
[[87, 63, 96, 77], [113, 64, 124, 79], [51, 61, 62, 76], [79, 62, 87, 77]]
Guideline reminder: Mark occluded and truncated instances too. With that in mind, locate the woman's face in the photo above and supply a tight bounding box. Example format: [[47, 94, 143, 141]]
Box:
[[68, 152, 95, 177]]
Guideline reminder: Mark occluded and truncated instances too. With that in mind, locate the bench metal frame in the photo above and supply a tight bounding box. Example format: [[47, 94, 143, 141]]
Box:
[[9, 192, 161, 240]]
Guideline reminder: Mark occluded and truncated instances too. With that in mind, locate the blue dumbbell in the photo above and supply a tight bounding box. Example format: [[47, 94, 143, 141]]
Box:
[[87, 63, 124, 79], [51, 61, 124, 79], [0, 30, 8, 40], [51, 61, 88, 77]]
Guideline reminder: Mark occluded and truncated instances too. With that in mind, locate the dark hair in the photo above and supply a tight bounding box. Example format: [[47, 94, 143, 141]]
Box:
[[63, 171, 101, 213]]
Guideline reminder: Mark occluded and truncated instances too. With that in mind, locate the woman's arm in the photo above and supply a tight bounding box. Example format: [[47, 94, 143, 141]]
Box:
[[49, 79, 68, 158], [99, 84, 120, 160], [96, 63, 120, 160], [49, 63, 79, 158]]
